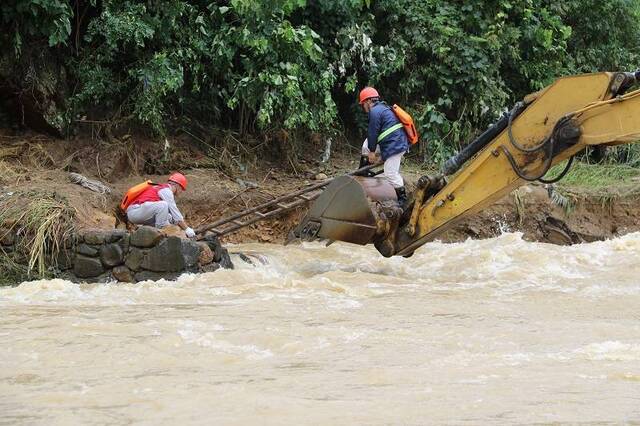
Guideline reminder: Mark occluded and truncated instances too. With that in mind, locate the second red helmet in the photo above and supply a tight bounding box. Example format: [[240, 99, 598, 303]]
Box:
[[359, 87, 380, 104], [168, 172, 187, 190]]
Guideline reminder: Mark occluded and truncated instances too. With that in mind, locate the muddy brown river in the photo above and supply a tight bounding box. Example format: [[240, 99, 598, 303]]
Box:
[[2, 233, 640, 424]]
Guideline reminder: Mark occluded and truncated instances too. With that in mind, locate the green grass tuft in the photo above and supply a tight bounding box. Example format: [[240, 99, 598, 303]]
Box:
[[550, 162, 640, 190], [0, 249, 30, 286], [0, 191, 76, 282]]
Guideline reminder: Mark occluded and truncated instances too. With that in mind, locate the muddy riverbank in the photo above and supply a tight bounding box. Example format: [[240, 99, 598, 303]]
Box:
[[1, 130, 640, 284]]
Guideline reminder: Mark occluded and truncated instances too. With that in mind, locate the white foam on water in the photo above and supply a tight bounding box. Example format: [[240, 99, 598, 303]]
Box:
[[176, 328, 274, 360], [4, 232, 640, 307], [4, 232, 640, 424], [574, 341, 640, 361], [0, 278, 86, 304]]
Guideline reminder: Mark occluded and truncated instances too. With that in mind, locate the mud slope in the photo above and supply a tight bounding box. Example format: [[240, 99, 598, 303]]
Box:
[[1, 130, 639, 247], [440, 184, 640, 245]]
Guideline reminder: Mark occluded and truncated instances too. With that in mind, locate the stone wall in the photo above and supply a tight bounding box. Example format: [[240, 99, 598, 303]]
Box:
[[67, 226, 233, 282], [2, 226, 232, 283]]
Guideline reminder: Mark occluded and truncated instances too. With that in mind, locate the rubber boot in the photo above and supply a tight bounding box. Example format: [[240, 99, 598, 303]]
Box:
[[395, 186, 408, 207]]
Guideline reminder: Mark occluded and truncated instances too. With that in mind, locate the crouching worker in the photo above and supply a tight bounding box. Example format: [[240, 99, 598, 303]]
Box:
[[120, 172, 196, 238], [357, 87, 409, 204]]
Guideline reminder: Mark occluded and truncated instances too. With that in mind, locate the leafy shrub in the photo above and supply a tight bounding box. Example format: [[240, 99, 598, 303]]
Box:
[[1, 0, 639, 163]]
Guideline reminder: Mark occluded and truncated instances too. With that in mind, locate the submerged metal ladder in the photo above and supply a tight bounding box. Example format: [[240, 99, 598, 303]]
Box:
[[195, 164, 380, 238]]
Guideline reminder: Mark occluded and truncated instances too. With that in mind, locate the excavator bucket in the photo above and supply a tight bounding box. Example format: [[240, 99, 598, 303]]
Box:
[[293, 175, 398, 245]]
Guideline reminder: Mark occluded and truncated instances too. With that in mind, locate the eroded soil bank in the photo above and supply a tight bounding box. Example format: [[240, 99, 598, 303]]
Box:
[[1, 130, 639, 267]]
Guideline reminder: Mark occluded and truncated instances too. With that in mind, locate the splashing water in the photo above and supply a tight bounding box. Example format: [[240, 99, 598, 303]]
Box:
[[2, 233, 640, 424]]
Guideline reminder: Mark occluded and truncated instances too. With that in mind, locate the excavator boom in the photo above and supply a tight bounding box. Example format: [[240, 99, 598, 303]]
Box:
[[294, 71, 640, 256]]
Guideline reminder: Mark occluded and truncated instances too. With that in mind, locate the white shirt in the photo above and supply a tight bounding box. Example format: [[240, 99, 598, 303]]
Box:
[[157, 187, 184, 223]]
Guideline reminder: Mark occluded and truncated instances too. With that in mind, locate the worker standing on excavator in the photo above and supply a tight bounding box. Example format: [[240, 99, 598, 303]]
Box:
[[358, 87, 409, 204]]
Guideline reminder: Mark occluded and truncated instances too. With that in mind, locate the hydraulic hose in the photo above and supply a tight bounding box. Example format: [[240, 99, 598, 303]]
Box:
[[538, 155, 575, 184], [501, 115, 576, 182], [500, 141, 553, 182], [442, 102, 527, 176]]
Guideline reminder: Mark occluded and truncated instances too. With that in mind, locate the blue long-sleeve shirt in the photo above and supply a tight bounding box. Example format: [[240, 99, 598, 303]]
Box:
[[367, 101, 409, 160]]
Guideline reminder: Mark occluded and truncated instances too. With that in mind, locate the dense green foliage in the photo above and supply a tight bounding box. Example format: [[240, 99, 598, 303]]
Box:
[[1, 0, 640, 162]]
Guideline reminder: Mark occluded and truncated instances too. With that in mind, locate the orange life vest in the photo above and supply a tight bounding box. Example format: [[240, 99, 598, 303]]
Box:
[[391, 104, 419, 145], [120, 181, 161, 211]]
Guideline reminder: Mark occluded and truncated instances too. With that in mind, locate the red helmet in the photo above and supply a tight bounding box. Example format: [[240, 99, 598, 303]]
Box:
[[359, 87, 379, 104], [168, 172, 187, 190]]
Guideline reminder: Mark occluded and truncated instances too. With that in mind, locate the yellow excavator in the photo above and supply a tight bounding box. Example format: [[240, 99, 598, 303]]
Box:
[[294, 71, 640, 257]]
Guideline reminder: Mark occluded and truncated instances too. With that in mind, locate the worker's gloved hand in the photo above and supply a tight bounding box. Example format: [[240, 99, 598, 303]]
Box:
[[185, 227, 196, 238]]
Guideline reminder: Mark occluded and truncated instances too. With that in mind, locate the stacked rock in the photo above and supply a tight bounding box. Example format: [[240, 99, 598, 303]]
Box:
[[59, 226, 232, 283]]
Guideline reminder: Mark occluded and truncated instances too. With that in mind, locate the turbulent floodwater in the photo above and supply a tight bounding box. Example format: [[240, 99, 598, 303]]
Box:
[[2, 233, 640, 425]]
